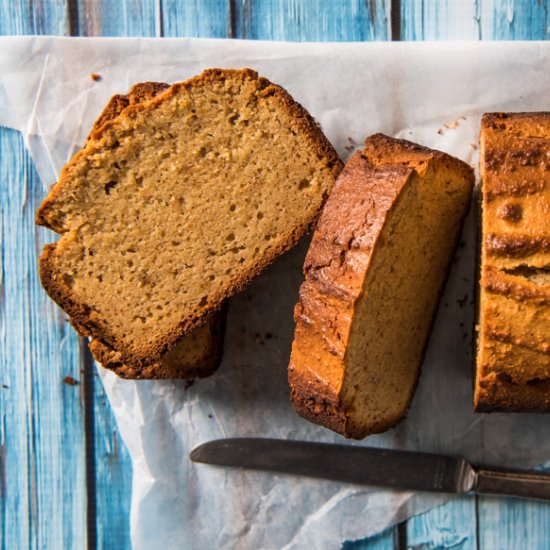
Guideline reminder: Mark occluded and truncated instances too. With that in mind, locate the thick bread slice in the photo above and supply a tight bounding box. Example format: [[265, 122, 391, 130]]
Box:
[[288, 134, 474, 439], [475, 113, 550, 411], [78, 82, 226, 380], [36, 68, 342, 368]]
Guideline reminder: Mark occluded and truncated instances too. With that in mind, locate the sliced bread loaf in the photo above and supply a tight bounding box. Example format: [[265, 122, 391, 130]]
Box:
[[475, 113, 550, 411], [36, 69, 342, 368], [69, 81, 227, 380], [288, 134, 474, 438]]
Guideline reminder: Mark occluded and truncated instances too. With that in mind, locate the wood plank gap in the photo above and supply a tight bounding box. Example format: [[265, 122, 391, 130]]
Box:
[[157, 0, 164, 38], [390, 0, 400, 40], [81, 339, 97, 550], [395, 521, 407, 550], [228, 0, 237, 38], [67, 0, 80, 37]]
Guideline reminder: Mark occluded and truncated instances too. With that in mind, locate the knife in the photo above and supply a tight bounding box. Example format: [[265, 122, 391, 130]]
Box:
[[190, 438, 550, 501]]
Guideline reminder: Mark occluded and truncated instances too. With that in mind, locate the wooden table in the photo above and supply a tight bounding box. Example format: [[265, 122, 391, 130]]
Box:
[[1, 1, 549, 548]]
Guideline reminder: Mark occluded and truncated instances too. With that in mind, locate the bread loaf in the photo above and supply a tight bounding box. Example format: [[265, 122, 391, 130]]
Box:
[[288, 134, 474, 438], [36, 69, 342, 369], [475, 113, 550, 411]]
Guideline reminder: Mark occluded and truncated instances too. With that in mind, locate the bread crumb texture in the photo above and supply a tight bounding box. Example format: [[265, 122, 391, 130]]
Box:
[[36, 69, 342, 369], [289, 134, 474, 438], [475, 113, 550, 412], [45, 80, 225, 380]]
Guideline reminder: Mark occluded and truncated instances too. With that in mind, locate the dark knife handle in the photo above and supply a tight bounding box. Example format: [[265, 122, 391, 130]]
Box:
[[475, 468, 550, 501]]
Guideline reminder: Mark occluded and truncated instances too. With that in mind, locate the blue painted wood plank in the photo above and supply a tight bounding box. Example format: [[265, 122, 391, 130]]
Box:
[[76, 0, 158, 37], [238, 0, 390, 41], [478, 497, 550, 550], [407, 497, 477, 550], [479, 0, 550, 40], [0, 0, 69, 36], [0, 3, 88, 550], [0, 129, 87, 550], [93, 372, 132, 550], [401, 0, 480, 40], [401, 0, 550, 40], [161, 0, 230, 38], [343, 527, 397, 550]]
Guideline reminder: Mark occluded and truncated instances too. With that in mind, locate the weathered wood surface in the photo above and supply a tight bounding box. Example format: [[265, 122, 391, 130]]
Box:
[[1, 1, 549, 549], [0, 1, 89, 549]]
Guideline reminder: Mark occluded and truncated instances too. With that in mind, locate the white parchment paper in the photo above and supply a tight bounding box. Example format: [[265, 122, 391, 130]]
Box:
[[1, 37, 549, 549]]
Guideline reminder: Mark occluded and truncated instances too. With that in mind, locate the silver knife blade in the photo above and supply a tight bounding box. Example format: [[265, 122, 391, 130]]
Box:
[[190, 438, 476, 494]]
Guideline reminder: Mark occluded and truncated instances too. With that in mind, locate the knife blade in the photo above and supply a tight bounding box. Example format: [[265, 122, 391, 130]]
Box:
[[190, 438, 550, 501]]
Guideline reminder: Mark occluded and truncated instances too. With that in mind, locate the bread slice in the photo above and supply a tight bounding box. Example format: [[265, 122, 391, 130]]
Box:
[[36, 69, 342, 368], [288, 134, 474, 438], [65, 81, 226, 380], [475, 113, 550, 411]]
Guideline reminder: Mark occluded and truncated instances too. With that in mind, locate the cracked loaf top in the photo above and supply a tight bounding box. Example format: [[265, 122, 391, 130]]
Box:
[[475, 113, 550, 412]]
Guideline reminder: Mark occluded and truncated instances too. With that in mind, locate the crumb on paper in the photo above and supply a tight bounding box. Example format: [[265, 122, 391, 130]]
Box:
[[345, 136, 356, 152], [90, 72, 102, 81], [470, 143, 478, 150], [63, 376, 79, 386], [457, 294, 469, 308], [438, 117, 464, 134], [444, 120, 459, 130]]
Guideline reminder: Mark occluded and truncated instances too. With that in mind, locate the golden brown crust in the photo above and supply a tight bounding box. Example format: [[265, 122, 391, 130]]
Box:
[[475, 112, 550, 412], [483, 266, 550, 306], [89, 82, 170, 138], [485, 234, 550, 258], [475, 373, 550, 412], [289, 371, 349, 435], [36, 81, 171, 231], [36, 68, 343, 368], [289, 136, 474, 439], [89, 308, 226, 380], [289, 151, 411, 438], [363, 133, 475, 180]]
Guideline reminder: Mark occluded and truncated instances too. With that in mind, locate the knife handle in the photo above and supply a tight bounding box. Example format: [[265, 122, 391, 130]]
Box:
[[475, 468, 550, 501]]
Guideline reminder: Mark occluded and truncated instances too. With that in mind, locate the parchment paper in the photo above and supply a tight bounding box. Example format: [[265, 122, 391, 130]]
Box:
[[1, 37, 549, 550]]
